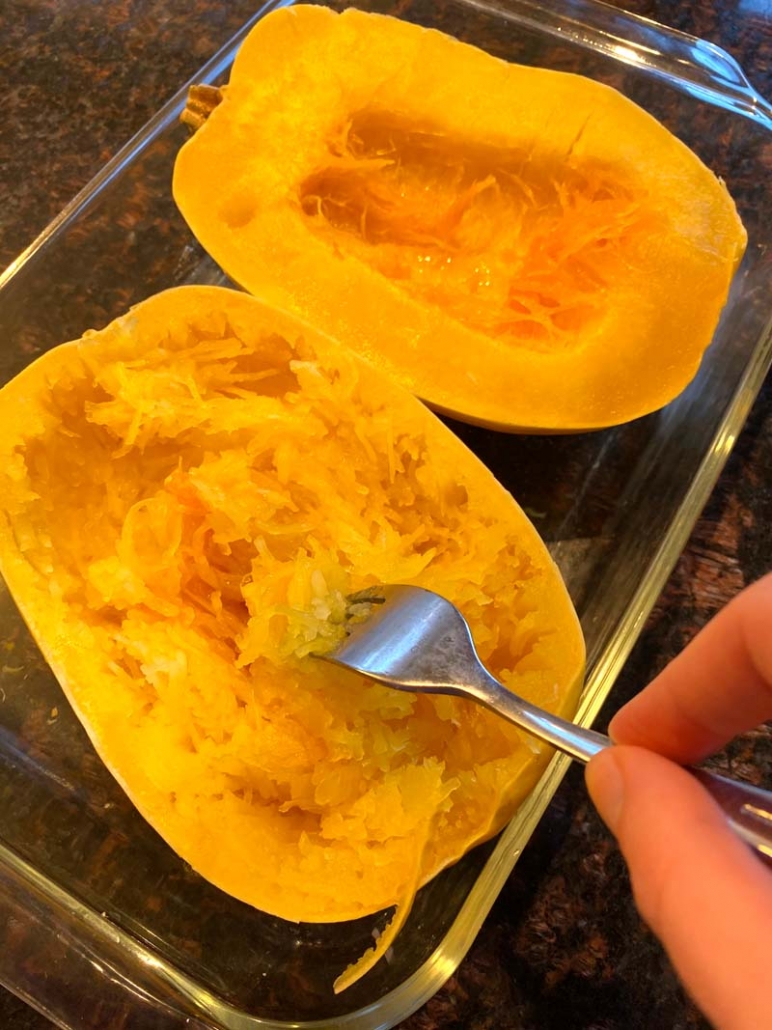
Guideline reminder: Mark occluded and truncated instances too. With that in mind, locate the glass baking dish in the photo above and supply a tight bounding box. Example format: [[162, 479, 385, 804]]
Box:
[[1, 0, 771, 1027]]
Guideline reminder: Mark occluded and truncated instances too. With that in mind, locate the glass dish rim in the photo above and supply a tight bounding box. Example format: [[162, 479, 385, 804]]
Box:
[[1, 0, 772, 1027]]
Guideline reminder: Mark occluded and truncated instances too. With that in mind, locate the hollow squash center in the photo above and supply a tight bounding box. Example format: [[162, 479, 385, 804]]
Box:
[[300, 110, 652, 351]]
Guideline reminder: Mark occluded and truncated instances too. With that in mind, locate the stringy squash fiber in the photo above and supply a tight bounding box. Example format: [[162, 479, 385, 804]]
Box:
[[0, 286, 583, 977], [174, 5, 747, 432]]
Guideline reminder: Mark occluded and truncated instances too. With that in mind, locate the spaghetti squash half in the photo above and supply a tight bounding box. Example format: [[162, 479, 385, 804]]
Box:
[[0, 286, 584, 983]]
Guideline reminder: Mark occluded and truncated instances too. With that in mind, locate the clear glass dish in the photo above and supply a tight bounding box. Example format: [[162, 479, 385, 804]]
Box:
[[0, 1, 771, 1027]]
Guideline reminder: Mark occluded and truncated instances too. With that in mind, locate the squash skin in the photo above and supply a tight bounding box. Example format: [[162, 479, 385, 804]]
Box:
[[0, 285, 584, 924], [173, 5, 747, 433]]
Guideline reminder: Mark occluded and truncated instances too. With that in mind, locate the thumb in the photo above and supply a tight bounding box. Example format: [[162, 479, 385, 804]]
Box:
[[586, 746, 772, 1030]]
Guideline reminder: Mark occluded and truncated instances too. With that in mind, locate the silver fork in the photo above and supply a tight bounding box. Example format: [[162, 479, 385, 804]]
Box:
[[317, 583, 772, 863]]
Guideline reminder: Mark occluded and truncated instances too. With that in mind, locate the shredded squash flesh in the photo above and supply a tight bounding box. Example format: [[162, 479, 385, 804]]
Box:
[[300, 110, 654, 351], [0, 287, 584, 987]]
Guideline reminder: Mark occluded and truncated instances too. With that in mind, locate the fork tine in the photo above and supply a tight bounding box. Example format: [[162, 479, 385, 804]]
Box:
[[316, 583, 610, 763], [324, 584, 484, 691]]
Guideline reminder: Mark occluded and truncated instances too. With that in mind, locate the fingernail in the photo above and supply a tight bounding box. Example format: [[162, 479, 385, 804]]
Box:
[[586, 749, 625, 834]]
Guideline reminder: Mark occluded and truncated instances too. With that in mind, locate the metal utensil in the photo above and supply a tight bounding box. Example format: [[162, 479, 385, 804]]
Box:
[[317, 583, 772, 862]]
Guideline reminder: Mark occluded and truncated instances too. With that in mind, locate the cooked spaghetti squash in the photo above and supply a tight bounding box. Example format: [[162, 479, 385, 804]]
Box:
[[0, 285, 584, 986]]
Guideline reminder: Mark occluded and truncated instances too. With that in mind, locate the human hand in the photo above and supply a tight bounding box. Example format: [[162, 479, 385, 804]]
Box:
[[586, 572, 772, 1030]]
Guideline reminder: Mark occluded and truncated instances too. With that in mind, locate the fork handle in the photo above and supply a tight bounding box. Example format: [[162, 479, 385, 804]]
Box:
[[471, 668, 608, 762], [476, 673, 772, 864]]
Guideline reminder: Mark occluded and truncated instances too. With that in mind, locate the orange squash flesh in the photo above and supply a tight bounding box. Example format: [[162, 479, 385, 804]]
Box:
[[173, 5, 747, 432], [0, 286, 584, 933]]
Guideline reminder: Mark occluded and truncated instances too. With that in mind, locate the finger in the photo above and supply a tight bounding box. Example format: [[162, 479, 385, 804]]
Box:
[[587, 746, 772, 1030], [609, 571, 772, 763]]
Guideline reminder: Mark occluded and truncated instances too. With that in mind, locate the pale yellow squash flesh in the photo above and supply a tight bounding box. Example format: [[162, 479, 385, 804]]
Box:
[[0, 286, 584, 934]]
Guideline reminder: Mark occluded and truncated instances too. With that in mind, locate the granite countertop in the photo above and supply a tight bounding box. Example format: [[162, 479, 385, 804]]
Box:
[[1, 1, 771, 1028]]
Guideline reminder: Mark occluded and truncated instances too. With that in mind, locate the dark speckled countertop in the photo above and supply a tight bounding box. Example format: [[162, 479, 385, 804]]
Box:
[[1, 2, 771, 1028]]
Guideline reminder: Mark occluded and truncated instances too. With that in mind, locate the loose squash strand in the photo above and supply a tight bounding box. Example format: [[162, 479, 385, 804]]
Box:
[[333, 812, 435, 994]]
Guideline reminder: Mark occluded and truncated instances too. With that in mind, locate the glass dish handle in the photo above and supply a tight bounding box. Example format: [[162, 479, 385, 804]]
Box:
[[470, 0, 772, 127]]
